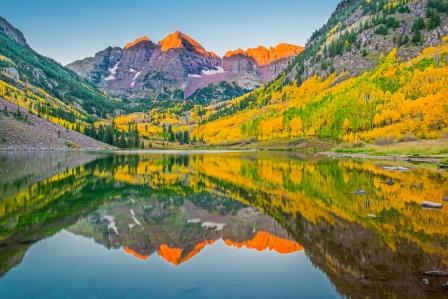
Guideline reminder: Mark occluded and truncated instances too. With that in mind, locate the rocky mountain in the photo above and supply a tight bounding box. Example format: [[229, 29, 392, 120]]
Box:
[[67, 33, 302, 101], [185, 43, 303, 101], [286, 0, 448, 83], [68, 32, 220, 100]]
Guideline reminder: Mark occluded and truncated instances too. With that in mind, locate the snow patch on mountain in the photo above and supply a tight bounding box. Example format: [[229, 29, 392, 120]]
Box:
[[130, 71, 142, 87], [201, 221, 226, 231], [202, 66, 225, 75], [130, 209, 142, 226], [103, 215, 118, 234], [104, 62, 119, 81]]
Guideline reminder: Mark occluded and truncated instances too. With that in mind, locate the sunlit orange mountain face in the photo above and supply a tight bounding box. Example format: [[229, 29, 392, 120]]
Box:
[[223, 43, 304, 66]]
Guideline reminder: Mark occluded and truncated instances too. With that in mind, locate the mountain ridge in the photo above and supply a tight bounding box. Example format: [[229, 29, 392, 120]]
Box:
[[224, 43, 304, 66], [67, 32, 303, 101], [124, 36, 151, 50]]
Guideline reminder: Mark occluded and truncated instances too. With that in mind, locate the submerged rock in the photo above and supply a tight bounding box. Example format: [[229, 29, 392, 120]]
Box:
[[381, 180, 395, 186], [352, 190, 368, 195], [424, 270, 448, 277], [443, 196, 448, 202], [421, 201, 443, 209], [383, 166, 409, 172]]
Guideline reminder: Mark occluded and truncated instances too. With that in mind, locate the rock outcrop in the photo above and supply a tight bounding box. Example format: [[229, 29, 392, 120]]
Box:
[[0, 17, 27, 46], [286, 0, 448, 84]]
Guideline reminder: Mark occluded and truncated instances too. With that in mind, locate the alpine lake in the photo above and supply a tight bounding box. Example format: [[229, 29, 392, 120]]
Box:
[[0, 150, 447, 299]]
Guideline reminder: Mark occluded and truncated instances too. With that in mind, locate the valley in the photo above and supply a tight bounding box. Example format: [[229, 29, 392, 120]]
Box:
[[0, 0, 447, 157]]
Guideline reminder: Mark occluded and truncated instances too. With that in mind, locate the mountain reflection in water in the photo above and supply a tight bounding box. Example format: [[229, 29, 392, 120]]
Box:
[[0, 151, 447, 299]]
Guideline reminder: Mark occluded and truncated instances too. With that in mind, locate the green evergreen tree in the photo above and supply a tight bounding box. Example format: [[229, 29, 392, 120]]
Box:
[[168, 125, 175, 142], [182, 131, 189, 144], [427, 8, 441, 29], [134, 125, 140, 148], [119, 134, 127, 148]]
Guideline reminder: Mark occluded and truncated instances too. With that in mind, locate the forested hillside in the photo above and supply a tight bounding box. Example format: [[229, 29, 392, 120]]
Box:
[[190, 0, 448, 146], [193, 40, 448, 144], [0, 30, 120, 117]]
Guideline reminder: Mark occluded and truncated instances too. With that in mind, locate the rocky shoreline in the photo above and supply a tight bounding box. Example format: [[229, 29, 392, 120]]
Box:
[[318, 151, 446, 165]]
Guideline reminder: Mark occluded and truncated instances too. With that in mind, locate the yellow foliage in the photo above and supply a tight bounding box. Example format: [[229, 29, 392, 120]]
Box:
[[193, 41, 448, 144]]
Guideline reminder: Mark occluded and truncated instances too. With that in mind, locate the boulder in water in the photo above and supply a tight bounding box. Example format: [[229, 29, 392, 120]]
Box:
[[352, 190, 368, 195], [421, 201, 443, 209], [381, 180, 395, 186], [383, 166, 409, 172], [424, 270, 448, 277]]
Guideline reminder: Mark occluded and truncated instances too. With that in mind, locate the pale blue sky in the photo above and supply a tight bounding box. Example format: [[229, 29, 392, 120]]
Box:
[[2, 0, 340, 65]]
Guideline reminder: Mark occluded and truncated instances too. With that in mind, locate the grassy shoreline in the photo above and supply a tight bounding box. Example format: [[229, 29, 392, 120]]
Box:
[[327, 139, 448, 165], [2, 138, 448, 165], [332, 139, 448, 156]]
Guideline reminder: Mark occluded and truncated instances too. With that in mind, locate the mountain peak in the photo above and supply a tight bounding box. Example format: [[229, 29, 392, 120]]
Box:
[[224, 43, 303, 66], [159, 31, 218, 58], [124, 36, 151, 50]]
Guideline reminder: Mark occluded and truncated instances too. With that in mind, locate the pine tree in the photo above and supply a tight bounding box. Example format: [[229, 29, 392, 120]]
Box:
[[168, 124, 175, 142], [176, 132, 183, 144], [427, 8, 441, 29], [119, 134, 127, 148], [182, 131, 189, 144], [412, 30, 422, 44], [134, 125, 140, 148]]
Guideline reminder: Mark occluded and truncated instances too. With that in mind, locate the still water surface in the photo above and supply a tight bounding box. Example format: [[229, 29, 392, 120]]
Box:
[[0, 151, 447, 298]]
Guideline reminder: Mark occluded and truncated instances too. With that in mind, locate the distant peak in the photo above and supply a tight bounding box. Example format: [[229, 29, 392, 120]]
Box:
[[159, 31, 218, 58], [124, 36, 151, 50], [224, 43, 303, 65], [159, 31, 197, 51]]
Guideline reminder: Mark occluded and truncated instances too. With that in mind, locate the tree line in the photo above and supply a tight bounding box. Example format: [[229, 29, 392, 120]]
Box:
[[163, 124, 196, 144], [84, 122, 141, 148]]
